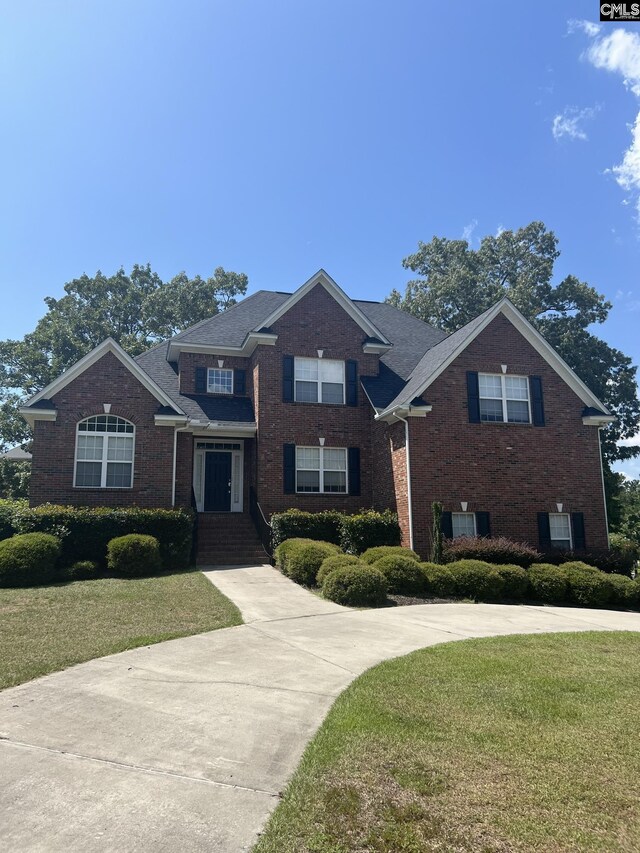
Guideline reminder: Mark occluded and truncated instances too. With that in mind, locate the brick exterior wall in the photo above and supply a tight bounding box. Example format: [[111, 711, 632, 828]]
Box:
[[178, 352, 253, 398], [30, 352, 175, 508]]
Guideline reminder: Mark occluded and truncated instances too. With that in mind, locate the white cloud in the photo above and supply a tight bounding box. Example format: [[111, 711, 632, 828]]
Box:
[[568, 19, 601, 38], [552, 106, 598, 140], [461, 219, 478, 242], [619, 433, 640, 447]]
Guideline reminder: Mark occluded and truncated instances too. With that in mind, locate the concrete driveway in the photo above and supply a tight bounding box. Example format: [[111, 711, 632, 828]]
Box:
[[2, 564, 640, 852]]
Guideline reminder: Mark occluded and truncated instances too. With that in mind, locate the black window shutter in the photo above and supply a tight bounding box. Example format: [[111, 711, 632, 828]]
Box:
[[441, 511, 453, 538], [346, 360, 358, 406], [195, 366, 207, 393], [283, 444, 295, 494], [476, 511, 491, 538], [571, 512, 586, 550], [530, 376, 545, 426], [283, 356, 294, 402], [348, 447, 361, 496], [467, 372, 480, 423], [234, 369, 246, 395], [537, 512, 551, 549]]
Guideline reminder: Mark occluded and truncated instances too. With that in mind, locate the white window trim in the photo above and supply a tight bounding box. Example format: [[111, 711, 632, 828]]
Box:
[[549, 512, 572, 549], [452, 512, 476, 539], [479, 373, 531, 424], [74, 416, 135, 489], [295, 446, 348, 494], [207, 367, 234, 395], [294, 357, 345, 405]]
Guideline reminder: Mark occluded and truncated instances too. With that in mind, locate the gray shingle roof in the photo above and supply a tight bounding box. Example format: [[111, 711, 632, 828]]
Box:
[[171, 290, 290, 346]]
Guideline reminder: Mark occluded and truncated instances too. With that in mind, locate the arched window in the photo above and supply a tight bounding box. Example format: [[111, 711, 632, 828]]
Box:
[[74, 415, 135, 488]]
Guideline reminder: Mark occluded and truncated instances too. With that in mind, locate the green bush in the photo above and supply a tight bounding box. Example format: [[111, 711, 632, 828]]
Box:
[[607, 574, 639, 608], [0, 498, 24, 541], [361, 545, 420, 565], [274, 538, 315, 573], [340, 510, 401, 554], [609, 532, 639, 566], [527, 563, 568, 603], [107, 534, 162, 577], [0, 532, 61, 587], [443, 536, 539, 567], [495, 563, 530, 600], [565, 567, 612, 608], [61, 560, 100, 582], [276, 539, 341, 586], [420, 562, 457, 598], [372, 554, 424, 595], [538, 548, 633, 576], [446, 559, 504, 601], [13, 504, 194, 570], [561, 561, 599, 573], [271, 510, 343, 548], [316, 554, 360, 586], [322, 565, 388, 607]]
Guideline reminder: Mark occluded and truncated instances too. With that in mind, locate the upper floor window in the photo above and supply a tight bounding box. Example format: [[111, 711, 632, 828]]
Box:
[[549, 513, 572, 549], [452, 512, 476, 538], [294, 358, 344, 404], [208, 368, 233, 395], [479, 374, 530, 424], [75, 415, 134, 488], [296, 446, 347, 493]]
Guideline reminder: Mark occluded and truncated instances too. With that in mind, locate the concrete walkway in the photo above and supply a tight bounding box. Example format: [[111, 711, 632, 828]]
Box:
[[2, 566, 640, 852]]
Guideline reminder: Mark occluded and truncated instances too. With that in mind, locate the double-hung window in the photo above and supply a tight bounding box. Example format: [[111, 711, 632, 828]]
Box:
[[479, 374, 530, 424], [75, 415, 135, 488], [294, 358, 345, 404], [296, 446, 347, 493], [549, 513, 572, 549], [207, 368, 233, 394], [452, 512, 476, 538]]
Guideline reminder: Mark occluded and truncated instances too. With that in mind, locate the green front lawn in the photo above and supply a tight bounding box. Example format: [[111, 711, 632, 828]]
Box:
[[255, 632, 640, 852], [0, 570, 241, 690]]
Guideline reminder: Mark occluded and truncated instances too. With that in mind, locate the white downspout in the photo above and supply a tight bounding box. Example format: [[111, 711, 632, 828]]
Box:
[[597, 426, 610, 548], [172, 423, 191, 507], [394, 411, 414, 552]]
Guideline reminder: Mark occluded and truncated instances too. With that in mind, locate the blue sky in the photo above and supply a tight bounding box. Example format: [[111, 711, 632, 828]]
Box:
[[1, 2, 640, 469]]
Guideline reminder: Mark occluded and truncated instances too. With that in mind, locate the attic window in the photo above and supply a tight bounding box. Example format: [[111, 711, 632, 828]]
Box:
[[479, 374, 530, 424], [208, 368, 233, 395]]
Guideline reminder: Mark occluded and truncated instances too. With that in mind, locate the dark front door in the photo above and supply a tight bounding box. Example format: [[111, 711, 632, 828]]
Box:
[[204, 452, 232, 512]]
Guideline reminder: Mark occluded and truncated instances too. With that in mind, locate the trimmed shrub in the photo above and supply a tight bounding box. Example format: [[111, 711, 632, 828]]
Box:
[[0, 532, 61, 587], [446, 559, 504, 602], [373, 554, 425, 595], [361, 545, 420, 565], [420, 562, 457, 598], [316, 554, 360, 586], [0, 498, 24, 541], [277, 539, 341, 586], [61, 560, 100, 582], [565, 567, 612, 608], [107, 534, 162, 577], [607, 574, 639, 608], [274, 538, 316, 573], [527, 563, 568, 603], [560, 560, 599, 573], [271, 510, 343, 548], [537, 548, 633, 577], [322, 565, 387, 607], [495, 563, 530, 600], [340, 510, 402, 555], [13, 504, 194, 570], [443, 536, 539, 568]]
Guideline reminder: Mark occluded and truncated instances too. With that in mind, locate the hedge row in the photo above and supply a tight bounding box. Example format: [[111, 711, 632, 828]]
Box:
[[271, 509, 401, 554]]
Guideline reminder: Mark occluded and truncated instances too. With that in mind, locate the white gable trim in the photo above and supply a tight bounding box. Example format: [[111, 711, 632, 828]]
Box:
[[381, 298, 610, 417], [27, 338, 185, 414], [257, 269, 391, 344]]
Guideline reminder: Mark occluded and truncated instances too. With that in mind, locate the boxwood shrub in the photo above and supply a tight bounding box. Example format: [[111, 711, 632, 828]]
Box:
[[565, 566, 612, 608], [537, 548, 634, 576], [61, 560, 101, 582], [495, 563, 530, 600], [340, 510, 401, 554], [107, 534, 162, 577], [420, 562, 457, 598], [446, 559, 504, 601], [443, 536, 539, 567], [322, 565, 388, 607], [372, 554, 424, 595], [361, 545, 420, 565], [607, 574, 639, 608], [527, 563, 568, 603], [0, 532, 61, 587], [316, 554, 360, 586], [271, 510, 343, 548], [275, 539, 341, 586], [13, 504, 194, 570]]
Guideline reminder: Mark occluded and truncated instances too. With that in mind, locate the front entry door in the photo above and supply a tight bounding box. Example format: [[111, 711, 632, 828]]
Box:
[[204, 452, 232, 512]]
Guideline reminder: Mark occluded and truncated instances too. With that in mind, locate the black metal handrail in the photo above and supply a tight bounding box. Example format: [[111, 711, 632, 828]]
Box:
[[190, 486, 199, 564], [250, 486, 273, 559]]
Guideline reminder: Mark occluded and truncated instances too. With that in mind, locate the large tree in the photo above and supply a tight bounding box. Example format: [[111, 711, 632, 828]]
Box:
[[0, 264, 248, 450], [387, 221, 639, 471]]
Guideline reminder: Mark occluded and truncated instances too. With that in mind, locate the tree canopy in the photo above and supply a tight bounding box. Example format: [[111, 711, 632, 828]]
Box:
[[387, 221, 639, 467]]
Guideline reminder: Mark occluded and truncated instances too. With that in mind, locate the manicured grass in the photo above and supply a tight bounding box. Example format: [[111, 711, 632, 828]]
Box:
[[255, 632, 640, 852], [0, 570, 241, 690]]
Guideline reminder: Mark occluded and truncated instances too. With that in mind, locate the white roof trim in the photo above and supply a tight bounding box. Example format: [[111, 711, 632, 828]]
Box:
[[583, 414, 615, 426], [381, 298, 610, 417], [27, 338, 185, 415], [19, 407, 58, 427], [167, 331, 277, 362], [257, 269, 391, 344]]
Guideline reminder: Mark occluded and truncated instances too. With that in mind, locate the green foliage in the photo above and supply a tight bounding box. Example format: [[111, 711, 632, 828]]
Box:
[[340, 510, 402, 554], [0, 459, 30, 499], [0, 498, 25, 540], [495, 563, 530, 599], [274, 538, 317, 572], [609, 531, 639, 564], [419, 562, 457, 597], [446, 560, 504, 601], [565, 566, 612, 608], [372, 554, 424, 595], [0, 532, 61, 587], [527, 563, 569, 603], [607, 574, 639, 608], [540, 547, 634, 576], [322, 565, 388, 607], [360, 545, 420, 565], [13, 505, 193, 570], [107, 534, 162, 577], [61, 560, 100, 582], [561, 560, 599, 573], [271, 510, 343, 548], [443, 535, 540, 567], [431, 501, 443, 564], [316, 554, 360, 586], [275, 539, 341, 586]]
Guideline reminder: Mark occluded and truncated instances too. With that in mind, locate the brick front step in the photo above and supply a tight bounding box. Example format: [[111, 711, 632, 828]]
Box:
[[196, 513, 269, 565]]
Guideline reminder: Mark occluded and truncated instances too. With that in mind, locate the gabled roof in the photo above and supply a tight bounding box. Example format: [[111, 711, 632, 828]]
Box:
[[378, 298, 611, 418], [1, 446, 32, 461]]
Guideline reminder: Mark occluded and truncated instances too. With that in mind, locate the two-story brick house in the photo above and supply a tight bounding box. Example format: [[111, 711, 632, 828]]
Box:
[[21, 269, 613, 562]]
